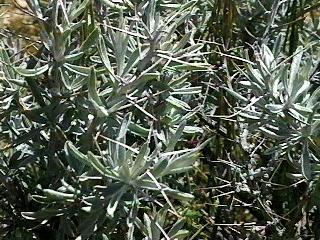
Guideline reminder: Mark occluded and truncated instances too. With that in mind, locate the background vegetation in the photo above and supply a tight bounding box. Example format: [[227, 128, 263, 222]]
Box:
[[0, 0, 319, 239]]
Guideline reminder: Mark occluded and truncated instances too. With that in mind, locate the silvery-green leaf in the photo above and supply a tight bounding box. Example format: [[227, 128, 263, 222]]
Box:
[[172, 31, 192, 52], [308, 86, 320, 108], [135, 179, 166, 191], [287, 46, 304, 96], [286, 173, 304, 179], [162, 151, 198, 176], [88, 68, 109, 116], [71, 75, 87, 89], [64, 52, 84, 62], [123, 47, 148, 76], [80, 27, 100, 51], [65, 141, 117, 179], [118, 165, 131, 183], [0, 46, 16, 78], [31, 195, 52, 203], [166, 96, 190, 110], [130, 143, 150, 178], [239, 80, 252, 87], [183, 126, 204, 134], [107, 185, 127, 217], [99, 0, 126, 10], [172, 86, 202, 95], [22, 208, 67, 220], [65, 141, 87, 163], [43, 189, 75, 201], [109, 11, 130, 76], [128, 123, 149, 137], [58, 67, 71, 90], [239, 112, 261, 120], [61, 179, 78, 194], [159, 54, 210, 71], [223, 87, 248, 102], [165, 189, 194, 201], [166, 120, 186, 152], [143, 213, 152, 238], [174, 44, 204, 58], [246, 65, 264, 87], [15, 64, 49, 77], [27, 0, 43, 19], [265, 104, 284, 113], [69, 0, 90, 21], [171, 230, 190, 239], [64, 63, 91, 76], [288, 108, 308, 122], [87, 151, 118, 179], [152, 159, 169, 178], [118, 113, 131, 140], [168, 218, 186, 238], [293, 104, 313, 114], [98, 36, 116, 78], [272, 65, 289, 97], [292, 81, 310, 102], [259, 127, 283, 139], [169, 73, 189, 87], [138, 72, 161, 81], [261, 44, 275, 69]]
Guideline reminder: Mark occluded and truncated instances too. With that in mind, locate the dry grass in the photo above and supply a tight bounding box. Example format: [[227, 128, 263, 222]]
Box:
[[0, 0, 40, 53]]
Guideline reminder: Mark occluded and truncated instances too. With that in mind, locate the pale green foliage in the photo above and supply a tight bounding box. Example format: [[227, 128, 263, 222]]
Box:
[[1, 0, 320, 239], [0, 0, 208, 239]]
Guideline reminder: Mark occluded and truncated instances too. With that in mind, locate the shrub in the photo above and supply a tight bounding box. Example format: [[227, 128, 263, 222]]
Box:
[[1, 0, 320, 239], [0, 0, 208, 239]]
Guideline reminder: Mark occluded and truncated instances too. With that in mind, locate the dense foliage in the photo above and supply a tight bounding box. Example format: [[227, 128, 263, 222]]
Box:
[[0, 0, 319, 239]]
